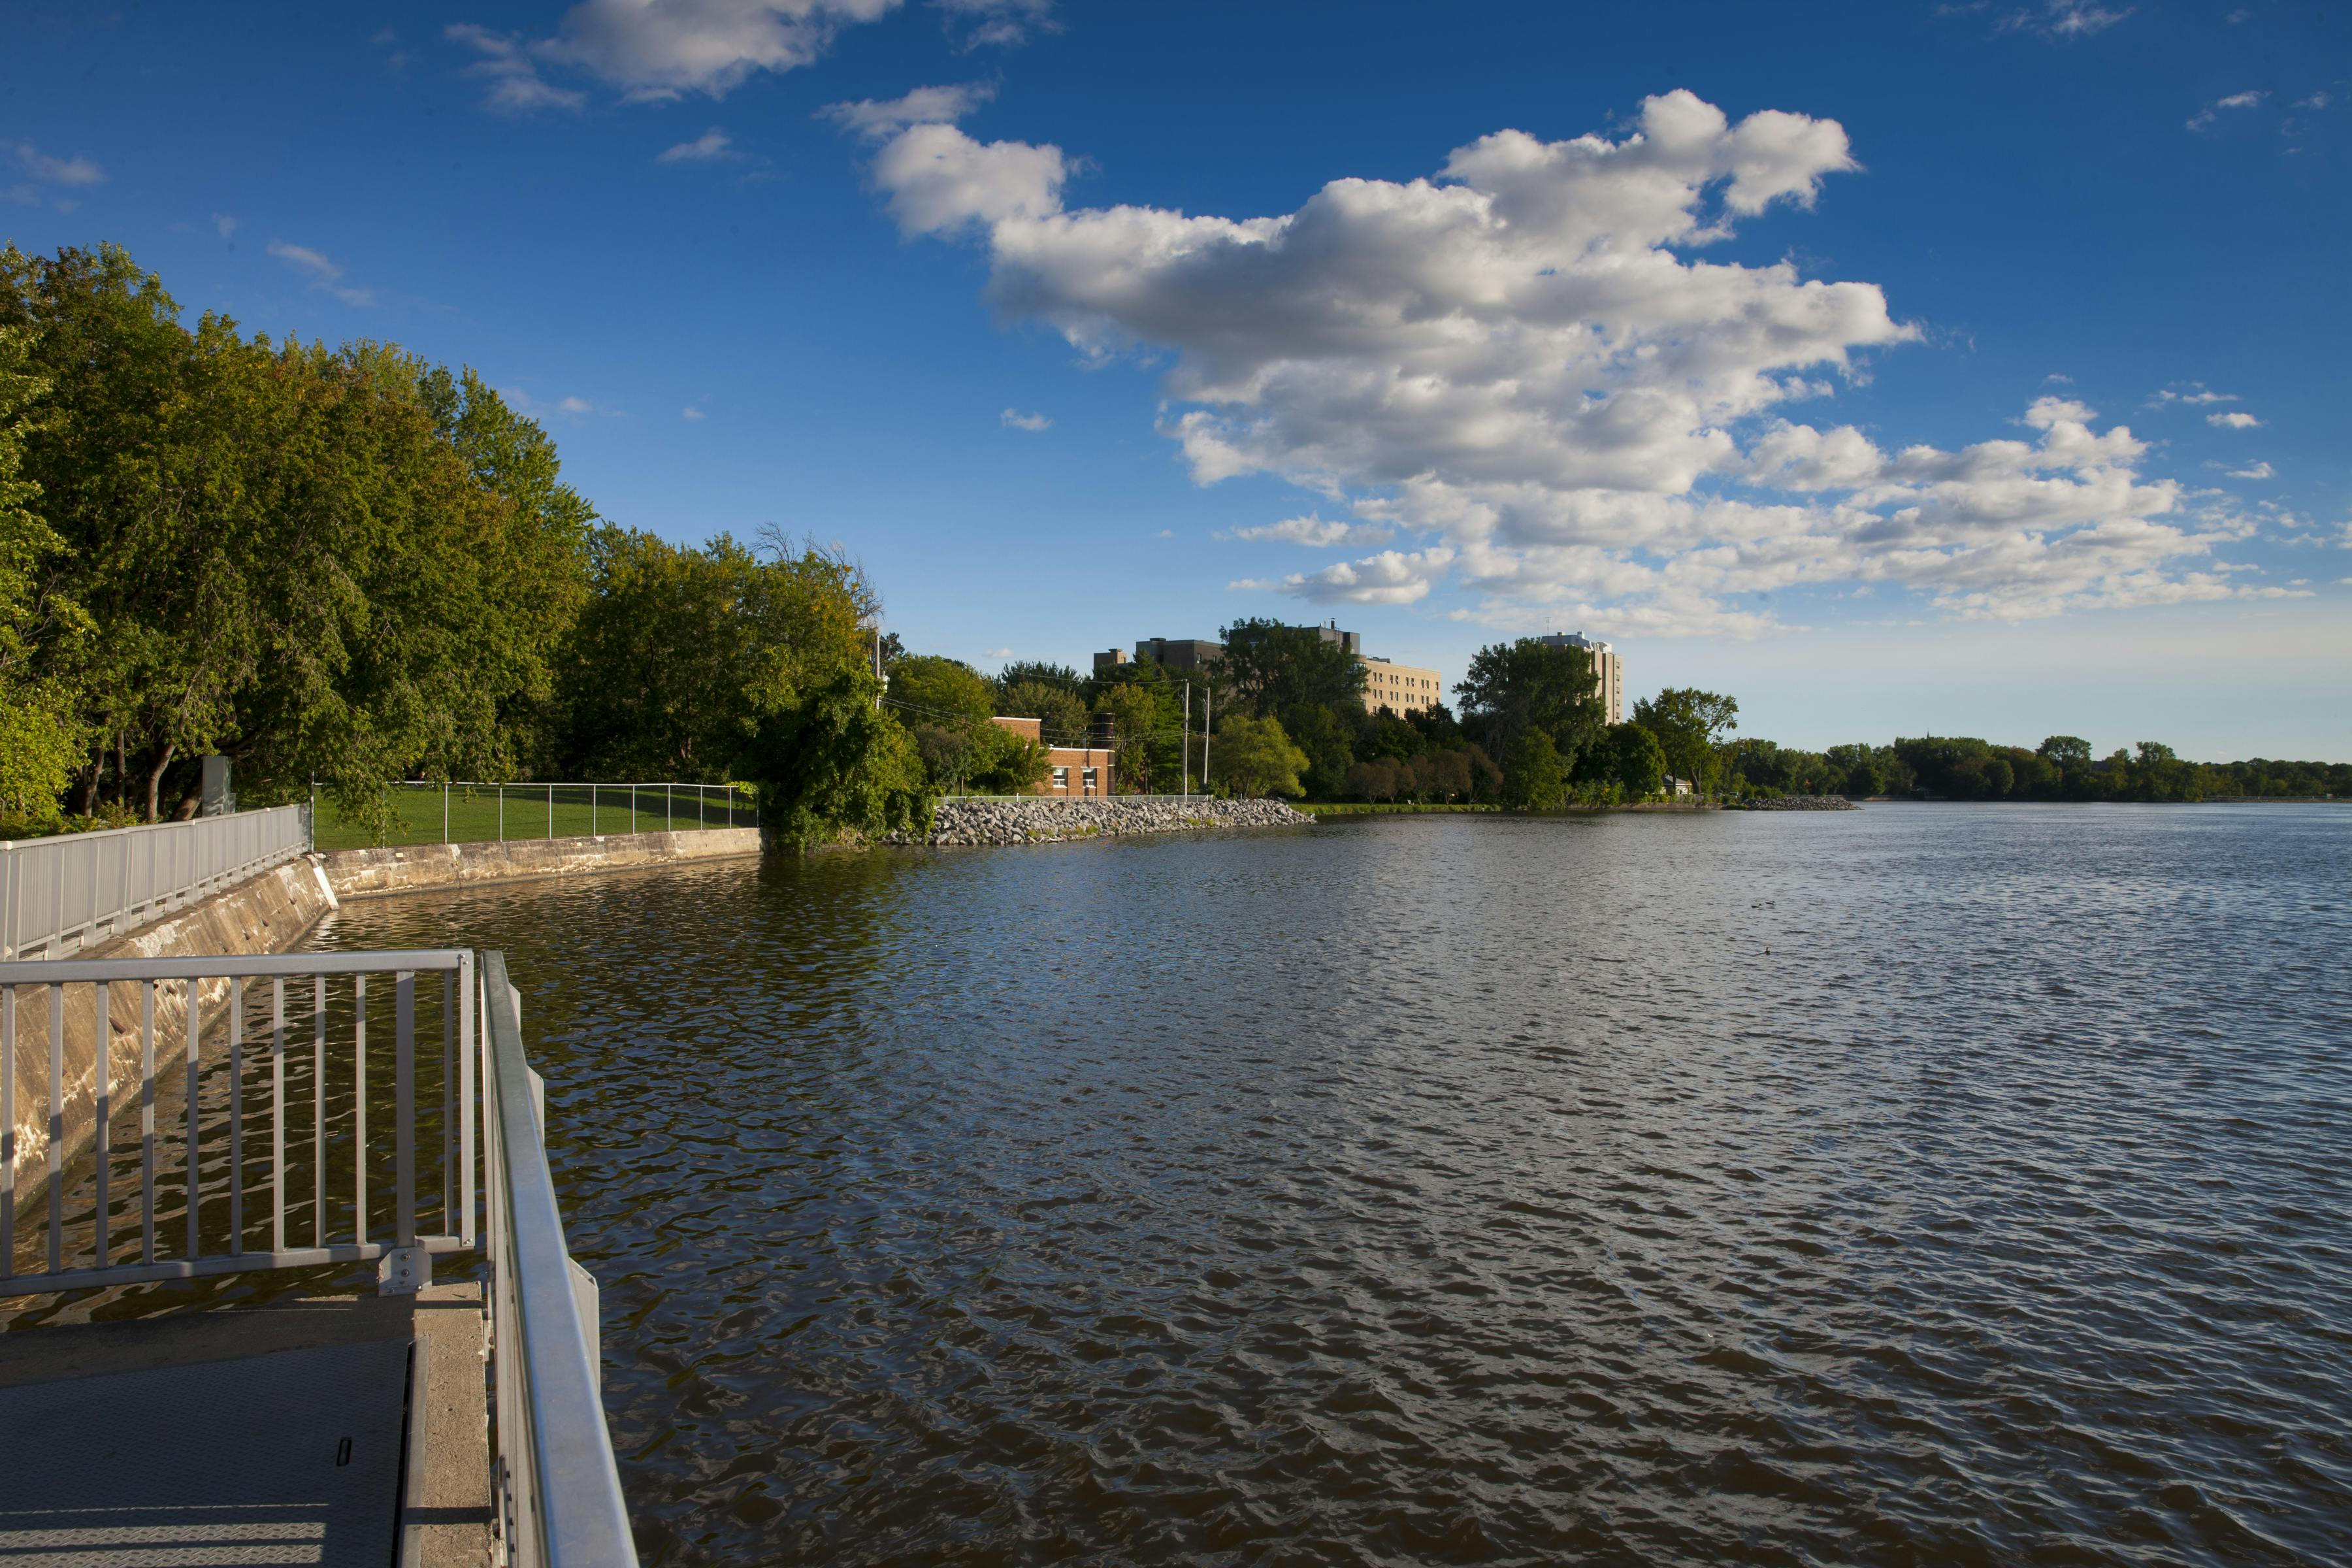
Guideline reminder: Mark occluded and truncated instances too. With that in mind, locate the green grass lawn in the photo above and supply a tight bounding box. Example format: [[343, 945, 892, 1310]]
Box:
[[313, 784, 753, 852]]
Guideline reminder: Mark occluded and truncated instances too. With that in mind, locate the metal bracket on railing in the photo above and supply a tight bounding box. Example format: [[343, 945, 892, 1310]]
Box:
[[378, 1244, 431, 1295]]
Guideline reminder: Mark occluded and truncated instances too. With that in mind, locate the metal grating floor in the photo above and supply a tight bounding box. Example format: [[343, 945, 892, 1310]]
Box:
[[0, 1339, 412, 1567]]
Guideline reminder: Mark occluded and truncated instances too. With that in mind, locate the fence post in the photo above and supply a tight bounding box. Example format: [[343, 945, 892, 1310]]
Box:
[[547, 784, 553, 840], [498, 785, 504, 843], [443, 782, 450, 845], [591, 784, 598, 837], [630, 784, 636, 835], [698, 786, 705, 829]]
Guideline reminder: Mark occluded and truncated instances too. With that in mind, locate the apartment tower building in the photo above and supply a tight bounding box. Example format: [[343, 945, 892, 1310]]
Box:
[[1538, 632, 1624, 725]]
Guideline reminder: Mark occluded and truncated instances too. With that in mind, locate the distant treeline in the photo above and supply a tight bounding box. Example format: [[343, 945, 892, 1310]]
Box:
[[1725, 736, 2349, 803]]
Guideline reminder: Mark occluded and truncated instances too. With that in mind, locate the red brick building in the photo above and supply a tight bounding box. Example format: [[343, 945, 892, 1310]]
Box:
[[990, 716, 1114, 797]]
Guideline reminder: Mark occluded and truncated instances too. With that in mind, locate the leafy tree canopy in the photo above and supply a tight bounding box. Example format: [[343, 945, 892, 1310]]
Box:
[[1213, 712, 1309, 798], [1456, 639, 1606, 772], [1219, 618, 1365, 717], [1501, 727, 1567, 811], [1632, 687, 1739, 794]]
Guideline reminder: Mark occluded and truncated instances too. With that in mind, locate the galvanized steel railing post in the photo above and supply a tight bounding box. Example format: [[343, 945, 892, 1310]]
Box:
[[93, 983, 110, 1268], [48, 983, 65, 1272], [396, 972, 416, 1251], [1, 987, 15, 1281]]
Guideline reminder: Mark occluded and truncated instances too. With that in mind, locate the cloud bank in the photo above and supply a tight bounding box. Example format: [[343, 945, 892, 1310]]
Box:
[[450, 1, 1048, 110], [856, 90, 2281, 632]]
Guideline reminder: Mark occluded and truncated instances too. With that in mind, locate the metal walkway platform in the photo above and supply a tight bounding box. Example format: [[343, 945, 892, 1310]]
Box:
[[0, 1339, 410, 1565], [0, 1288, 492, 1568]]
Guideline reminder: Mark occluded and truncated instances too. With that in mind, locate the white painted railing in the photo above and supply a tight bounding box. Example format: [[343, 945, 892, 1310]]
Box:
[[0, 806, 313, 961]]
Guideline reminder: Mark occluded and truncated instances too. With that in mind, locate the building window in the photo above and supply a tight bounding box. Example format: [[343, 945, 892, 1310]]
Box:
[[1052, 766, 1070, 792], [1082, 767, 1098, 794]]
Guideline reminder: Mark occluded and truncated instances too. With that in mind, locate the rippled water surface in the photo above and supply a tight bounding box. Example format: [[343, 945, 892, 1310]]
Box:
[[314, 806, 2352, 1566]]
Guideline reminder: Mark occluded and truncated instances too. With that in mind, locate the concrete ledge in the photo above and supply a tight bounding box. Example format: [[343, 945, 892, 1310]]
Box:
[[5, 859, 338, 1195], [321, 826, 762, 900]]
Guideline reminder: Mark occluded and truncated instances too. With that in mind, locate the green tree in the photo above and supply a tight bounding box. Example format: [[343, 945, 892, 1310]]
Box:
[[996, 679, 1087, 747], [1218, 618, 1365, 716], [998, 659, 1081, 693], [1212, 712, 1309, 798], [1282, 703, 1355, 798], [0, 323, 83, 818], [1633, 688, 1739, 796], [1605, 722, 1667, 798], [889, 654, 994, 723], [1502, 727, 1567, 811], [1456, 640, 1606, 775], [549, 529, 772, 783], [1825, 743, 1887, 796], [2, 245, 592, 821], [1092, 680, 1162, 792], [728, 544, 931, 844]]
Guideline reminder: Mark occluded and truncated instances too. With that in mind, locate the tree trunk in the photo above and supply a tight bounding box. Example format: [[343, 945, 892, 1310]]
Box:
[[114, 731, 129, 810], [144, 741, 178, 823]]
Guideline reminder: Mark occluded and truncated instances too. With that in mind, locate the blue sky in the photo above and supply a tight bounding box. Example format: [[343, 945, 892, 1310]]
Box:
[[5, 1, 2347, 757]]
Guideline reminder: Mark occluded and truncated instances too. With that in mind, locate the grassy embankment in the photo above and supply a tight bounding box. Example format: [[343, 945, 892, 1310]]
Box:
[[311, 784, 751, 853]]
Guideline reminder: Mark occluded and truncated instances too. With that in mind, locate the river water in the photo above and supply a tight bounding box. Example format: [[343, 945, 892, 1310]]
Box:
[[310, 804, 2351, 1567]]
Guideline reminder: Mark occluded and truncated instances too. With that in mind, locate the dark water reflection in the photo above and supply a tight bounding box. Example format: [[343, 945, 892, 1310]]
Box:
[[312, 806, 2352, 1566]]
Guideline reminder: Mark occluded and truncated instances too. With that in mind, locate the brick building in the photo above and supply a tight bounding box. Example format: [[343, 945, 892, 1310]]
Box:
[[990, 716, 1114, 797]]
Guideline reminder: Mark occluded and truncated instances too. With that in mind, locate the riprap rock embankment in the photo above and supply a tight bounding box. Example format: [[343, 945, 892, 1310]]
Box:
[[1730, 795, 1861, 811], [889, 797, 1314, 847]]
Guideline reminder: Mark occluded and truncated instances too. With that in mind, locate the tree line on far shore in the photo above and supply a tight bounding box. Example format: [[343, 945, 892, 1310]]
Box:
[[3, 244, 2338, 844]]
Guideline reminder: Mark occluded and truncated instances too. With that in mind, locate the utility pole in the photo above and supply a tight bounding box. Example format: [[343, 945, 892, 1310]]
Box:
[[1203, 683, 1212, 794], [1183, 683, 1190, 798]]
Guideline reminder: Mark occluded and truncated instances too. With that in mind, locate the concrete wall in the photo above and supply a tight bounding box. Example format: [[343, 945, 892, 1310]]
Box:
[[318, 826, 761, 900], [5, 859, 338, 1198]]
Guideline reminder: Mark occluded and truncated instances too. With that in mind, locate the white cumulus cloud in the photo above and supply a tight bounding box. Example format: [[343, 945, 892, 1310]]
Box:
[[449, 0, 908, 108], [267, 240, 376, 306], [2187, 90, 2266, 131], [11, 141, 105, 186], [658, 126, 736, 162], [861, 90, 2272, 630], [1230, 514, 1397, 547], [2208, 411, 2262, 429], [1000, 408, 1051, 431], [2002, 1, 2132, 38], [822, 81, 995, 140], [935, 0, 1054, 48], [1234, 547, 1458, 607], [2227, 461, 2273, 480], [2152, 383, 2238, 406], [446, 24, 587, 112]]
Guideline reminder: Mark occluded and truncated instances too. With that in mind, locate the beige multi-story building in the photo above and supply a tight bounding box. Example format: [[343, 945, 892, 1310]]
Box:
[[1539, 632, 1624, 725], [1358, 655, 1445, 716]]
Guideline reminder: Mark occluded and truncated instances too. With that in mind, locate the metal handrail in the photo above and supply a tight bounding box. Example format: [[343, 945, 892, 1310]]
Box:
[[1, 950, 472, 1296], [1, 947, 635, 1565], [480, 951, 637, 1567], [0, 804, 313, 961]]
